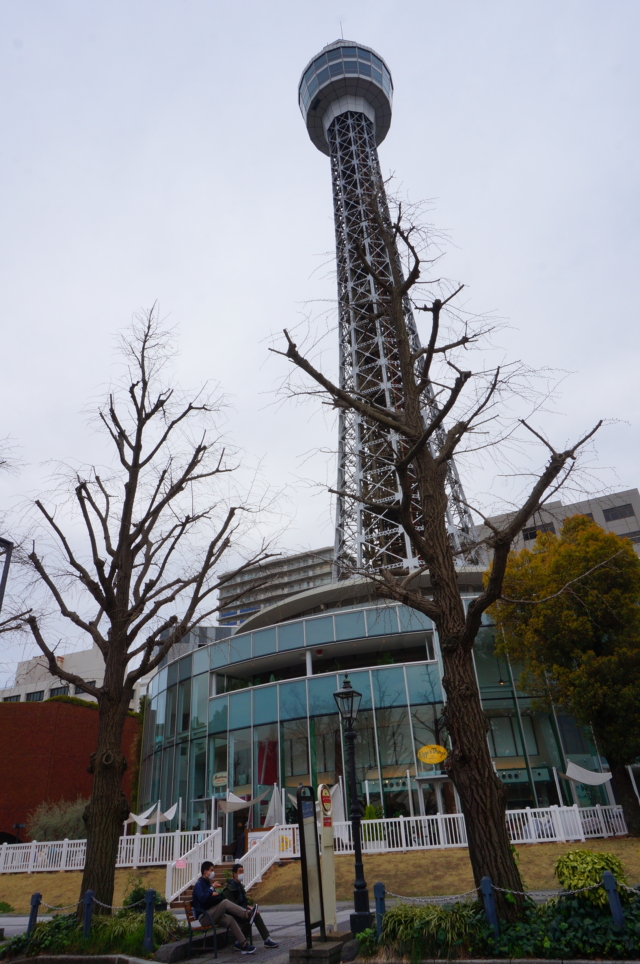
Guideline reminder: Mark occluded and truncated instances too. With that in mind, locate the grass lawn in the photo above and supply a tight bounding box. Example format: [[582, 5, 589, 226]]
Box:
[[0, 866, 166, 915], [251, 837, 640, 905]]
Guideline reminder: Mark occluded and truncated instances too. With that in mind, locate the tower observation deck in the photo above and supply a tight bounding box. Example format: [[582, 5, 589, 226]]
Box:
[[298, 40, 478, 578]]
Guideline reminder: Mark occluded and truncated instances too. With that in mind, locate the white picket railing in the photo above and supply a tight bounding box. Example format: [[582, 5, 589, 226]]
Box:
[[0, 829, 212, 875], [241, 824, 300, 891], [165, 829, 222, 903], [333, 813, 468, 854]]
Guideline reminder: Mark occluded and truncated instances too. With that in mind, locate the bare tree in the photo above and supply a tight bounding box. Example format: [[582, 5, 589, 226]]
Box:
[[272, 192, 601, 916], [15, 311, 276, 911]]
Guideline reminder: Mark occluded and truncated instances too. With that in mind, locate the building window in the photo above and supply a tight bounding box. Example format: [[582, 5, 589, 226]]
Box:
[[603, 504, 635, 523], [26, 691, 44, 702], [621, 530, 640, 544], [49, 685, 69, 697], [522, 522, 555, 542], [75, 681, 96, 696], [3, 695, 20, 702]]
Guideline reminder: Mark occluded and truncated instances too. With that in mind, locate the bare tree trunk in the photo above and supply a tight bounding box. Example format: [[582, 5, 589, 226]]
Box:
[[608, 762, 640, 836], [441, 640, 523, 916], [79, 697, 131, 912]]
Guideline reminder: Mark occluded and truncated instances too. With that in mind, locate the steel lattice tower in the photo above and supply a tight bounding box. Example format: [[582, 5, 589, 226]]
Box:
[[299, 40, 478, 578]]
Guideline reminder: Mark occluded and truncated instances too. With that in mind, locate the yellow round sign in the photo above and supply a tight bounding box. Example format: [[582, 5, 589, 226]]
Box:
[[417, 744, 448, 765]]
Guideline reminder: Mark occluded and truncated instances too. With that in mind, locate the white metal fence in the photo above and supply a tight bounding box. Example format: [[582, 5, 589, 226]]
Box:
[[0, 829, 212, 875], [165, 829, 222, 904], [0, 804, 626, 891]]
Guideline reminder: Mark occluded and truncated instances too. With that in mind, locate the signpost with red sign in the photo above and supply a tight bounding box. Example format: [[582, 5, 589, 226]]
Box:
[[318, 784, 336, 931]]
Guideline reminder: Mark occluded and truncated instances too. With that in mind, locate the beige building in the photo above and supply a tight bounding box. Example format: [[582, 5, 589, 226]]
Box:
[[0, 642, 150, 710], [482, 488, 640, 554]]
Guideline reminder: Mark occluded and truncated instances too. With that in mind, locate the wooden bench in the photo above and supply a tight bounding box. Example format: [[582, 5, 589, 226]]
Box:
[[183, 900, 230, 959]]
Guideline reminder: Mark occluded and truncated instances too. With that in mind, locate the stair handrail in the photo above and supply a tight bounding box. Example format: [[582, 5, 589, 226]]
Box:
[[165, 828, 222, 903]]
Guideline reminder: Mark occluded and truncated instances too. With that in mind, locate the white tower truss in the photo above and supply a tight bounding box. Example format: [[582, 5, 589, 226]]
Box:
[[299, 41, 478, 578]]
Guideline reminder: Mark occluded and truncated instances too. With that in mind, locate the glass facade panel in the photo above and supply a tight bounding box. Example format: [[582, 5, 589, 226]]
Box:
[[411, 702, 447, 770], [208, 732, 228, 805], [229, 727, 252, 794], [167, 660, 179, 687], [344, 60, 358, 72], [165, 685, 177, 739], [372, 667, 407, 707], [317, 67, 329, 85], [189, 737, 207, 808], [154, 690, 166, 746], [210, 641, 230, 669], [191, 673, 208, 731], [160, 744, 175, 819], [193, 648, 209, 675], [366, 606, 399, 636], [229, 690, 251, 730], [158, 667, 168, 692], [150, 751, 161, 802], [209, 694, 228, 733], [177, 743, 189, 828], [334, 611, 365, 641], [407, 663, 442, 705], [281, 718, 310, 788], [348, 671, 372, 709], [278, 622, 304, 651], [254, 722, 279, 827], [253, 685, 278, 726], [306, 616, 334, 646], [357, 49, 371, 61], [178, 655, 192, 681], [308, 675, 339, 716], [310, 714, 343, 787], [398, 606, 432, 632], [279, 680, 307, 720], [177, 679, 191, 735], [253, 628, 277, 657], [230, 634, 251, 663]]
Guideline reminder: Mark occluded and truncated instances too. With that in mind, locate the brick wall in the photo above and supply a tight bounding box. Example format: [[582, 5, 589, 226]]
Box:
[[0, 701, 140, 841]]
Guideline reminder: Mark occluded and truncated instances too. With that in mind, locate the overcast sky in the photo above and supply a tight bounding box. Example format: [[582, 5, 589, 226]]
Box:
[[1, 1, 639, 682]]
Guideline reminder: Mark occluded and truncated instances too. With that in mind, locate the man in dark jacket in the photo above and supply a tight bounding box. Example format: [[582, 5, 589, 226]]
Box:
[[223, 864, 279, 948], [192, 861, 260, 954]]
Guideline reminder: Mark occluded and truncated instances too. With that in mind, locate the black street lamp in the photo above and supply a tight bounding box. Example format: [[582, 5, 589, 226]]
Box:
[[0, 538, 13, 614], [334, 676, 373, 934]]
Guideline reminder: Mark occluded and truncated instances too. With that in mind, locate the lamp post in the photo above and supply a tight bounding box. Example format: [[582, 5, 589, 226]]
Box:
[[334, 676, 373, 934], [0, 538, 13, 614]]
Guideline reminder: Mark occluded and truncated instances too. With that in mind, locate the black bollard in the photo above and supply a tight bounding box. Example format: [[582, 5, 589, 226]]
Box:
[[27, 893, 41, 937], [480, 877, 499, 940], [83, 890, 94, 940], [143, 889, 156, 952], [603, 871, 625, 929], [373, 882, 385, 940]]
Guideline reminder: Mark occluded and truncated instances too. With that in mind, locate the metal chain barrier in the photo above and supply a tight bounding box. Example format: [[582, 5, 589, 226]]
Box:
[[385, 887, 479, 904], [92, 897, 146, 911], [493, 882, 603, 897], [40, 900, 81, 911]]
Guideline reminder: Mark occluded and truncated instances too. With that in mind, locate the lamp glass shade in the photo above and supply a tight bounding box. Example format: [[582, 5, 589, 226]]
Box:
[[333, 676, 362, 724]]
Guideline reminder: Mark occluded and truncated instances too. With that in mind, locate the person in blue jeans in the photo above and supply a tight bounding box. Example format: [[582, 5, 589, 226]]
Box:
[[192, 861, 260, 954]]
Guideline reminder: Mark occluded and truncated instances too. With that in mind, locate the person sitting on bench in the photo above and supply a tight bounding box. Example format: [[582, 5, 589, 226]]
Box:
[[223, 863, 279, 948], [192, 860, 260, 954]]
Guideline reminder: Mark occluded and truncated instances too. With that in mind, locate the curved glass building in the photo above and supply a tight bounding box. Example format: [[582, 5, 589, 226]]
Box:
[[139, 576, 611, 840]]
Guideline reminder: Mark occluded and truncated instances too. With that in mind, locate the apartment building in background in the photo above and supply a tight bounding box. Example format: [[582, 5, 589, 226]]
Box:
[[218, 547, 334, 628]]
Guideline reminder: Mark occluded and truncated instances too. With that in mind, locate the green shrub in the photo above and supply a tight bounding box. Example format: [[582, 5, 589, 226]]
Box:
[[554, 849, 628, 907], [381, 901, 478, 959], [123, 872, 166, 910], [470, 890, 640, 959], [362, 804, 383, 820], [356, 927, 378, 958], [0, 901, 14, 913], [26, 796, 89, 841], [0, 909, 186, 959]]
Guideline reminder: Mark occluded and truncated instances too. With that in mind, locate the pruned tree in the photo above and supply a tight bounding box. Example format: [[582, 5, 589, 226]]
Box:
[[272, 190, 602, 916], [14, 311, 276, 911]]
